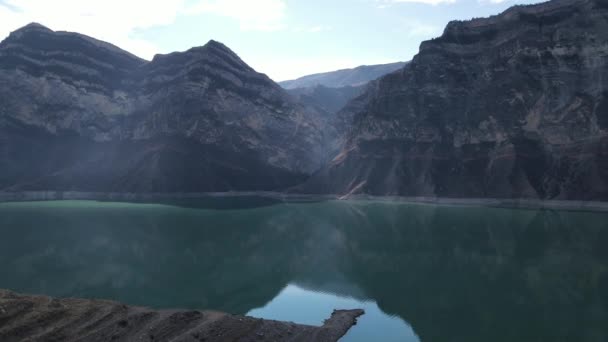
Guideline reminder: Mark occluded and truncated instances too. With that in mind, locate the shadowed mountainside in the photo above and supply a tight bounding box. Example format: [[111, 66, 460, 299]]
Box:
[[285, 85, 367, 117], [0, 24, 333, 193]]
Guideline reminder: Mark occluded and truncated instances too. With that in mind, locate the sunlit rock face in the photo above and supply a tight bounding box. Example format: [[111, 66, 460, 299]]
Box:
[[300, 0, 608, 200], [0, 24, 330, 192]]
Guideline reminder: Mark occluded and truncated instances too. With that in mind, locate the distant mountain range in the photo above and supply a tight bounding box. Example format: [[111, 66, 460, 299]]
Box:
[[279, 62, 407, 89], [1, 0, 607, 201], [280, 62, 408, 118], [284, 85, 366, 117]]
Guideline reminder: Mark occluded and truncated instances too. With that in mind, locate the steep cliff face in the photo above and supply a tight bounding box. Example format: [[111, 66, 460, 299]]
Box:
[[301, 0, 608, 200], [0, 24, 328, 192]]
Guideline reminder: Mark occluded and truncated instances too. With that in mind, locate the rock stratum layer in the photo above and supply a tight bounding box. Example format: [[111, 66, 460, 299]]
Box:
[[300, 0, 608, 200], [0, 289, 363, 342], [0, 23, 330, 193]]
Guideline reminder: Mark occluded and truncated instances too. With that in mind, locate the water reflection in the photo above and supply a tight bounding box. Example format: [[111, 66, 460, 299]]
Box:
[[247, 284, 419, 342], [0, 199, 607, 341]]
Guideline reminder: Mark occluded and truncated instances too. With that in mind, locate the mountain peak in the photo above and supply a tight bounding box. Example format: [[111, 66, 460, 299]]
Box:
[[1, 22, 145, 65], [190, 39, 254, 72], [204, 39, 228, 48], [201, 39, 246, 64], [151, 39, 245, 67], [4, 22, 52, 41], [0, 22, 145, 92], [15, 22, 52, 32]]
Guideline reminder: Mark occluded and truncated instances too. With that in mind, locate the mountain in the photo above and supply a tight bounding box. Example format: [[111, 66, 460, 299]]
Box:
[[282, 63, 408, 130], [279, 62, 407, 89], [299, 0, 608, 201], [285, 84, 366, 117], [0, 23, 332, 192]]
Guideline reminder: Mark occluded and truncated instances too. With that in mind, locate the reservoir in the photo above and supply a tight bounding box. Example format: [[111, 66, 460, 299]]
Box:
[[0, 198, 607, 341]]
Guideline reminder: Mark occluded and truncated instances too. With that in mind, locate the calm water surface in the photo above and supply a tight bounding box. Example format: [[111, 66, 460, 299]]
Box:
[[0, 198, 607, 341]]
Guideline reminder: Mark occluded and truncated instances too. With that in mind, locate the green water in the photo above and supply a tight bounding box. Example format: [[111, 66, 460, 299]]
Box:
[[0, 198, 607, 341]]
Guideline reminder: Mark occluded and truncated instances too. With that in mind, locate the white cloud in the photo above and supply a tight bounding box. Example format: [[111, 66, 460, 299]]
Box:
[[0, 0, 289, 59], [292, 25, 333, 33], [376, 0, 456, 7], [184, 0, 287, 32], [407, 25, 441, 37], [397, 20, 442, 38], [0, 0, 187, 59], [305, 25, 331, 33]]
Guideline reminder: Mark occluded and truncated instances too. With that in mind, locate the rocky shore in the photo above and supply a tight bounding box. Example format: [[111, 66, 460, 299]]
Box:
[[1, 191, 608, 212], [0, 289, 363, 342]]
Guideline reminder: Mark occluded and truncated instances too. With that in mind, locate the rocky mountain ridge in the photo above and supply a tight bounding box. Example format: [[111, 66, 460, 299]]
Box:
[[0, 23, 331, 192], [299, 0, 608, 200]]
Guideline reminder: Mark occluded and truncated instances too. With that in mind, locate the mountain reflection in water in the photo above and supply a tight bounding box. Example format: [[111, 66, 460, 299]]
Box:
[[0, 199, 607, 341]]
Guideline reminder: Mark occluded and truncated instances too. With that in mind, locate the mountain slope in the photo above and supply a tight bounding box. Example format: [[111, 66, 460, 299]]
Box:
[[299, 0, 608, 201], [286, 84, 367, 117], [279, 62, 407, 89], [282, 63, 409, 134], [0, 24, 330, 192]]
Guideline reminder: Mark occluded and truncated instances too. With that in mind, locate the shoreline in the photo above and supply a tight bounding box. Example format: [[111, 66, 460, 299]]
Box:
[[1, 190, 608, 212]]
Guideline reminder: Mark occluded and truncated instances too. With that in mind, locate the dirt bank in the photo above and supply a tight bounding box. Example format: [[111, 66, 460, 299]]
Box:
[[0, 289, 363, 342], [2, 191, 608, 212]]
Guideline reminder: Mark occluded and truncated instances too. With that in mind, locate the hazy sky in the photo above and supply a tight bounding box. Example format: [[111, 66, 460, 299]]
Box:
[[0, 0, 543, 81]]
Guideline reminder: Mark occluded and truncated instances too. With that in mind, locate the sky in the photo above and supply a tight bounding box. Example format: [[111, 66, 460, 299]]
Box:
[[0, 0, 544, 82]]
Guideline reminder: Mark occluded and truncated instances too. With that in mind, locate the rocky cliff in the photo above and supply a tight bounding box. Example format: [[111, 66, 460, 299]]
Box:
[[300, 0, 608, 201], [0, 23, 330, 192]]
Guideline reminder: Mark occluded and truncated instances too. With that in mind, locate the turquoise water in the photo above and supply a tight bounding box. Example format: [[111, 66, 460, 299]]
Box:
[[0, 198, 607, 341]]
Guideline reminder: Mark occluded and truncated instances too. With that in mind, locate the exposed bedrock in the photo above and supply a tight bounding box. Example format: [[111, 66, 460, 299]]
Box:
[[0, 24, 332, 192], [298, 0, 608, 200]]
